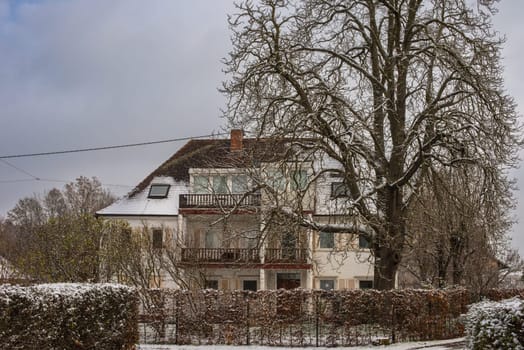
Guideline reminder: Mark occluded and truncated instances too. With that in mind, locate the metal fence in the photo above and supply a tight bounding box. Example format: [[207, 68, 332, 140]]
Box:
[[138, 289, 468, 346]]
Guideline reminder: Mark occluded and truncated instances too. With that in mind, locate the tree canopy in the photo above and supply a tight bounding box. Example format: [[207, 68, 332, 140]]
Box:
[[223, 0, 521, 289], [2, 176, 126, 283]]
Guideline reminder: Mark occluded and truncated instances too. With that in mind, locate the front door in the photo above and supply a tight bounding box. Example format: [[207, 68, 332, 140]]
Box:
[[276, 272, 301, 289]]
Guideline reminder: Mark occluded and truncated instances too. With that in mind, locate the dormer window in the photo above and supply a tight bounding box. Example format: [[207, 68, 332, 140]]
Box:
[[148, 184, 170, 198]]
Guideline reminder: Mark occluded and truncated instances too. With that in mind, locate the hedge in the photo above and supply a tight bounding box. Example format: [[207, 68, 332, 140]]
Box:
[[139, 288, 472, 345], [464, 297, 524, 350], [0, 283, 139, 350]]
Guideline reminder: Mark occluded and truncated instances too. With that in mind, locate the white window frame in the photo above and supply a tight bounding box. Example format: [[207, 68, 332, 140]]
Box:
[[319, 278, 337, 291], [318, 231, 335, 249]]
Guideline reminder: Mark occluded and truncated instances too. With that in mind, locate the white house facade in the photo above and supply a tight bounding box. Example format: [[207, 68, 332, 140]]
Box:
[[97, 130, 374, 290]]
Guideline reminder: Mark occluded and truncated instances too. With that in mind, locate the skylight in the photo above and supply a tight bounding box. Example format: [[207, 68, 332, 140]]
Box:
[[148, 184, 170, 198]]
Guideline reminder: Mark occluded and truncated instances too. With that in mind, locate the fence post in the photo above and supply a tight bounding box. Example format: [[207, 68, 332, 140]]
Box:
[[391, 304, 396, 344], [315, 294, 319, 347], [246, 295, 250, 345], [175, 296, 179, 345]]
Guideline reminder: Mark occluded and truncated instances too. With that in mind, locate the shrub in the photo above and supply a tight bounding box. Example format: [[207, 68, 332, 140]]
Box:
[[0, 283, 138, 350], [464, 297, 524, 350]]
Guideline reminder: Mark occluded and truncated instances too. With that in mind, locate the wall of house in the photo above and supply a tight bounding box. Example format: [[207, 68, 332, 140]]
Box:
[[310, 218, 374, 289], [312, 250, 373, 289], [184, 215, 259, 248], [201, 268, 261, 290]]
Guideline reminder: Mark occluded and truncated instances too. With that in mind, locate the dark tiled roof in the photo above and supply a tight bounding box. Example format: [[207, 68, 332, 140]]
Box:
[[129, 137, 296, 197]]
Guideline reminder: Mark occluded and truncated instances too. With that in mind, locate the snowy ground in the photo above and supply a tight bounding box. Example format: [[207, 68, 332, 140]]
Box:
[[138, 337, 466, 350]]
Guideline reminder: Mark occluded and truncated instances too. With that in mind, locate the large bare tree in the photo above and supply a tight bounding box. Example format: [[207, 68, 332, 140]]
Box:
[[222, 0, 520, 289]]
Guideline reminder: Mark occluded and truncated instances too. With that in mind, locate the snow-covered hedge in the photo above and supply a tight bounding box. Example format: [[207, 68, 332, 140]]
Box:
[[464, 297, 524, 349], [0, 283, 139, 350]]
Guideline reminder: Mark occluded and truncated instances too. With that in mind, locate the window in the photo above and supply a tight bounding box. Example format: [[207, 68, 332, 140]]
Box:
[[232, 175, 248, 193], [359, 234, 371, 249], [243, 280, 257, 291], [152, 229, 163, 249], [331, 182, 349, 198], [319, 279, 335, 290], [205, 280, 219, 290], [193, 176, 209, 194], [359, 280, 373, 289], [205, 231, 220, 248], [291, 170, 308, 190], [212, 175, 228, 194], [245, 230, 259, 249], [319, 231, 335, 249], [148, 184, 170, 198], [267, 170, 286, 191]]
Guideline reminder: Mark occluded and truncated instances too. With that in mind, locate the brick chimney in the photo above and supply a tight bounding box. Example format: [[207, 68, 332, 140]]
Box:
[[230, 129, 243, 151]]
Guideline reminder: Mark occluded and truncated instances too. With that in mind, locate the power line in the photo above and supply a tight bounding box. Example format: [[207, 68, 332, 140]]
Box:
[[0, 179, 35, 184], [0, 159, 40, 180], [0, 157, 133, 188], [0, 177, 134, 189], [0, 132, 228, 159]]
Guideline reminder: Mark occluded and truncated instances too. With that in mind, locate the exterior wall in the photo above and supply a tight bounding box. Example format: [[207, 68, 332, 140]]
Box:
[[312, 249, 374, 289], [313, 156, 349, 216], [310, 216, 374, 289], [184, 215, 259, 248], [200, 268, 261, 290]]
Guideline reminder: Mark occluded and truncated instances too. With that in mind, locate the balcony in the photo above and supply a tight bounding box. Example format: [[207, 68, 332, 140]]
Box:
[[264, 248, 308, 263], [180, 248, 309, 266], [179, 193, 261, 209], [181, 248, 260, 263]]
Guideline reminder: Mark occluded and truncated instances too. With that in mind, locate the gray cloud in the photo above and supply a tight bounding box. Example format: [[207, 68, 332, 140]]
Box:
[[1, 0, 524, 257], [0, 0, 234, 215]]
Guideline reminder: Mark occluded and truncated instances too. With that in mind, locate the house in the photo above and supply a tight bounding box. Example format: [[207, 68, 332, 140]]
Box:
[[97, 130, 374, 290]]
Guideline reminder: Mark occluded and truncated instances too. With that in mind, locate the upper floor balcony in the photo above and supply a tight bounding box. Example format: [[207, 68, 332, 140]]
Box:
[[181, 248, 260, 264], [180, 247, 309, 268], [179, 193, 261, 209]]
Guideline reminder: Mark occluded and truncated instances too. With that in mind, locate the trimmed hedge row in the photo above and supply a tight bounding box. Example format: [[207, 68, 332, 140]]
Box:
[[141, 288, 472, 345], [0, 283, 139, 350]]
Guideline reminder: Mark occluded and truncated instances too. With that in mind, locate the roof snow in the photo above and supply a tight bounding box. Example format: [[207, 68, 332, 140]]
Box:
[[96, 176, 187, 217]]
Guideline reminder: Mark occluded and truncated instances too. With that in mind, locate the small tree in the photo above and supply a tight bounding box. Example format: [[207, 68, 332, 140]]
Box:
[[3, 176, 122, 283]]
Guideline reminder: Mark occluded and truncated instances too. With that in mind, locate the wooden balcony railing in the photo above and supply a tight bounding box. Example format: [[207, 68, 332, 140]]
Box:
[[181, 248, 261, 263], [264, 248, 308, 263], [181, 248, 309, 264], [179, 193, 261, 208]]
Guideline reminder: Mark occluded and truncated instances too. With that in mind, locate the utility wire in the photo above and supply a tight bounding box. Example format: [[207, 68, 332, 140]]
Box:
[[0, 132, 228, 159], [0, 152, 132, 188], [0, 176, 134, 188], [0, 159, 40, 180]]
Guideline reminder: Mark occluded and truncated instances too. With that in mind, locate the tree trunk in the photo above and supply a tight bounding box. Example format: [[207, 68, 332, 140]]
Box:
[[373, 186, 405, 290], [374, 245, 400, 290]]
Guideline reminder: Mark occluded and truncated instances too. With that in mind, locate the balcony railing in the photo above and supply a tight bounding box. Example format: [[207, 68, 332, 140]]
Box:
[[264, 248, 308, 263], [179, 193, 261, 208], [181, 248, 309, 264], [181, 248, 260, 263]]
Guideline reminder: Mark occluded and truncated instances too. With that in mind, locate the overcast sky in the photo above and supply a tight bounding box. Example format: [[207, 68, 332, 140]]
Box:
[[1, 0, 523, 256]]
